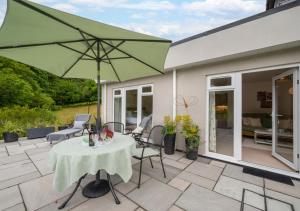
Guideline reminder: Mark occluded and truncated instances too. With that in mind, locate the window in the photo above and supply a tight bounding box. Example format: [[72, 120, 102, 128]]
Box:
[[210, 77, 232, 87], [142, 85, 152, 93], [113, 85, 153, 130], [114, 89, 121, 96], [208, 75, 234, 90]]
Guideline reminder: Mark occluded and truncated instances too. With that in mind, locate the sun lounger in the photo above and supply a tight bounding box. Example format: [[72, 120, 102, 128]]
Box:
[[47, 114, 91, 144]]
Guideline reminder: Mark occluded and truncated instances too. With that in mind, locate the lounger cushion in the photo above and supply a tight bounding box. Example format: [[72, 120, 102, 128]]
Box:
[[73, 121, 86, 129]]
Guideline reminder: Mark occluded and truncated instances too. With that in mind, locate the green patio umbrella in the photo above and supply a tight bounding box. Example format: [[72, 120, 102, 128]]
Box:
[[0, 0, 171, 131]]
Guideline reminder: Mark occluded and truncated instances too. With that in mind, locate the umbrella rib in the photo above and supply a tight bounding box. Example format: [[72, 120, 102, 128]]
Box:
[[102, 57, 131, 60], [61, 41, 97, 77], [99, 41, 125, 60], [57, 43, 96, 60], [101, 40, 164, 75], [79, 31, 97, 58], [99, 42, 121, 82], [0, 39, 94, 50]]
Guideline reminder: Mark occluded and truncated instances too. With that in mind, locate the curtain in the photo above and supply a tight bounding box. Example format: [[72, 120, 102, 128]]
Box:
[[209, 92, 217, 152]]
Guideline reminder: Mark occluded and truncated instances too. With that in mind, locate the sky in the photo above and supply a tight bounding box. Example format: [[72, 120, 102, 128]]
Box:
[[0, 0, 266, 41]]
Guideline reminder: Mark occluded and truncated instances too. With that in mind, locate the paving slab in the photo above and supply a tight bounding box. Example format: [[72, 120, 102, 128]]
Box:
[[35, 142, 51, 148], [130, 169, 151, 185], [265, 178, 300, 199], [176, 184, 241, 211], [4, 203, 26, 211], [19, 139, 45, 146], [0, 153, 28, 166], [135, 207, 146, 211], [163, 158, 189, 170], [6, 144, 36, 155], [0, 171, 41, 190], [185, 162, 222, 181], [210, 160, 226, 168], [168, 205, 185, 211], [0, 159, 31, 171], [163, 152, 185, 161], [222, 164, 263, 187], [133, 159, 181, 184], [0, 186, 23, 210], [266, 189, 300, 211], [28, 152, 49, 162], [128, 179, 181, 211], [214, 176, 263, 209], [19, 174, 76, 211], [177, 171, 215, 190], [34, 159, 53, 175], [0, 162, 37, 182], [178, 157, 193, 165], [196, 156, 212, 164], [37, 187, 88, 211], [115, 181, 137, 195], [168, 177, 190, 191], [72, 193, 138, 211], [26, 146, 51, 156]]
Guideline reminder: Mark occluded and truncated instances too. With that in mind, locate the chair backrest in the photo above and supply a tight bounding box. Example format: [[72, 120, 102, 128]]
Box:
[[73, 114, 91, 129], [103, 122, 125, 134], [146, 125, 166, 150]]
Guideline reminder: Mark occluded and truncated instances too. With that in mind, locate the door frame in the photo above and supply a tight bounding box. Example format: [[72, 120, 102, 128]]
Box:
[[205, 73, 242, 162], [272, 69, 299, 170], [205, 64, 300, 172]]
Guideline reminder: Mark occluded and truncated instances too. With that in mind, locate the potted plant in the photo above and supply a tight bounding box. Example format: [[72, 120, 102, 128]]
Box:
[[163, 115, 179, 155], [2, 121, 22, 142], [181, 115, 200, 160], [26, 121, 55, 139]]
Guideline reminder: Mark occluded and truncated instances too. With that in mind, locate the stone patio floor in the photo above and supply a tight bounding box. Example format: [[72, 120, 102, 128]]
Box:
[[1, 137, 300, 211]]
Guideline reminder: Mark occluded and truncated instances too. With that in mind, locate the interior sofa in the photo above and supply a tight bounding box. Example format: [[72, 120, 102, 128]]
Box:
[[242, 113, 272, 137]]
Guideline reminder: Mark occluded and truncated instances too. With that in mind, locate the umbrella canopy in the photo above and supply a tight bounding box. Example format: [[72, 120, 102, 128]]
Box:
[[0, 0, 171, 130]]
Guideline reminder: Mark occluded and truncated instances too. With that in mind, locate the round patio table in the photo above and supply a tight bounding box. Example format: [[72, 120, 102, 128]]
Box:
[[49, 133, 136, 209]]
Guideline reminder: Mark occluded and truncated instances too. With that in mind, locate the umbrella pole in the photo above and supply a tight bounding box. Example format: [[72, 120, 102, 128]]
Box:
[[96, 66, 101, 134]]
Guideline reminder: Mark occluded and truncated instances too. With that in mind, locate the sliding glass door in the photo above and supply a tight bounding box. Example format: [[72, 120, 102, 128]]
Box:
[[272, 70, 298, 170]]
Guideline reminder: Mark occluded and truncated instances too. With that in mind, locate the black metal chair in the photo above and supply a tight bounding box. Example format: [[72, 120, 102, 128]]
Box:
[[132, 125, 166, 188], [102, 122, 125, 134]]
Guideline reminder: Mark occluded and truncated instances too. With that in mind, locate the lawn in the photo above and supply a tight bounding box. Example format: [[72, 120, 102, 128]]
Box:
[[54, 103, 98, 124]]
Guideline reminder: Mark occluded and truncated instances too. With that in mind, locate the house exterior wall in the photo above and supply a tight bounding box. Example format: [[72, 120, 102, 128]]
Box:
[[104, 46, 300, 155]]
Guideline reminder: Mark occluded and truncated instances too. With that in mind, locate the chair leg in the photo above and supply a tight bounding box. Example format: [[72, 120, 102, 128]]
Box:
[[107, 174, 120, 204], [160, 155, 166, 178], [149, 157, 154, 168], [138, 158, 143, 188]]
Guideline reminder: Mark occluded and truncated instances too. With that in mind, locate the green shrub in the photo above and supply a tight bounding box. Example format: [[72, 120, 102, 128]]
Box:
[[0, 106, 57, 139]]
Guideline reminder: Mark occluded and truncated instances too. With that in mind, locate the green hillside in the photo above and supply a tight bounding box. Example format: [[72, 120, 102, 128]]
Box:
[[0, 56, 97, 109]]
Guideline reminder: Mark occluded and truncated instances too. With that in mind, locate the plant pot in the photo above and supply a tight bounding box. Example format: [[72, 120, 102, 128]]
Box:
[[185, 139, 199, 160], [3, 132, 19, 142], [58, 125, 69, 131], [27, 127, 55, 139], [164, 133, 176, 155]]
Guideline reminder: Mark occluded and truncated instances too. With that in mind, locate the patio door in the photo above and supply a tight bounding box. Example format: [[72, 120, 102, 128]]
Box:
[[272, 69, 298, 170]]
